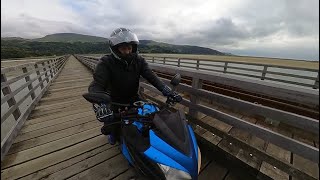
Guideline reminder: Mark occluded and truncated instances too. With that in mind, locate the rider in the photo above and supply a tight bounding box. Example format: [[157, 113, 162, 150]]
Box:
[[88, 28, 182, 145]]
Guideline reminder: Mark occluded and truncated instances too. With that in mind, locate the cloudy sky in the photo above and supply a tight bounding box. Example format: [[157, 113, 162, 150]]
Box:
[[1, 0, 319, 61]]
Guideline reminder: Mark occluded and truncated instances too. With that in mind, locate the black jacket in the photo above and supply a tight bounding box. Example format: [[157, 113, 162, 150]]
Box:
[[88, 54, 166, 104]]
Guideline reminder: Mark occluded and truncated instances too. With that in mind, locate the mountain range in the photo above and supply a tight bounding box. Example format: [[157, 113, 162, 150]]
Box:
[[1, 33, 228, 59]]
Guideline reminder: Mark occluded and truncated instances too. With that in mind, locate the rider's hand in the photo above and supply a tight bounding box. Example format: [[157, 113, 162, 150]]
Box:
[[93, 103, 114, 122], [162, 85, 182, 104]]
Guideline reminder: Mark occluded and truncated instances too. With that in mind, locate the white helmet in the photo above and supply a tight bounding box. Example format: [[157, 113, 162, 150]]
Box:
[[108, 28, 139, 60]]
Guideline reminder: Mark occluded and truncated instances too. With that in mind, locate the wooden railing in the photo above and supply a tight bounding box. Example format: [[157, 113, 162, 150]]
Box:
[[1, 55, 69, 160], [75, 54, 319, 179], [142, 55, 319, 89]]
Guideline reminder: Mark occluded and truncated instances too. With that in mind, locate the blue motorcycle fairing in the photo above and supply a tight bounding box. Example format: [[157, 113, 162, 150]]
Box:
[[122, 139, 134, 165], [188, 125, 199, 160], [144, 130, 198, 178], [137, 103, 159, 116], [123, 103, 199, 178], [122, 103, 158, 163], [133, 103, 159, 132], [132, 121, 144, 132], [144, 146, 189, 173]]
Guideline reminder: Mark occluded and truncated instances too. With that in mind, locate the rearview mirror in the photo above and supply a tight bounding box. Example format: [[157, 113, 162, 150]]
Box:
[[170, 73, 181, 87]]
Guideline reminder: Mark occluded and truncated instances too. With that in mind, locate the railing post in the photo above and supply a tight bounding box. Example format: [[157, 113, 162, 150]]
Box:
[[313, 71, 319, 89], [55, 59, 59, 74], [178, 58, 181, 67], [56, 59, 61, 70], [139, 86, 145, 99], [42, 62, 49, 83], [54, 59, 59, 74], [196, 60, 200, 70], [152, 57, 155, 63], [163, 57, 166, 65], [48, 60, 53, 79], [22, 67, 35, 100], [35, 63, 44, 89], [1, 74, 21, 120], [261, 65, 268, 80], [52, 59, 56, 75], [223, 62, 228, 73], [189, 77, 203, 119]]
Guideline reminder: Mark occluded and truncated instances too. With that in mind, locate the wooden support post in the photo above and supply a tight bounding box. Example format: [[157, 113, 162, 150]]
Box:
[[152, 57, 155, 63], [312, 71, 319, 89], [48, 60, 54, 79], [178, 58, 181, 67], [261, 66, 268, 80], [1, 74, 21, 120], [139, 86, 145, 100], [56, 59, 61, 70], [51, 59, 56, 75], [223, 62, 228, 73], [22, 67, 35, 100], [42, 62, 49, 83], [189, 77, 203, 119], [196, 60, 200, 70], [55, 59, 59, 74], [35, 64, 44, 89], [163, 57, 166, 64]]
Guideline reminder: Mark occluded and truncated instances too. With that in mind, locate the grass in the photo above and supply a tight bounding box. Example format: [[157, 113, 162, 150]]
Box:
[[84, 53, 319, 69], [141, 53, 319, 70], [3, 53, 318, 70]]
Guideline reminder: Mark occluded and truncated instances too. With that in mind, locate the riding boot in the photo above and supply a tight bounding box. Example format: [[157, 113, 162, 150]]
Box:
[[101, 124, 116, 145]]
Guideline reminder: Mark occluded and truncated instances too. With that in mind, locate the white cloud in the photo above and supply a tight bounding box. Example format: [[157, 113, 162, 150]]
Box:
[[1, 0, 319, 60]]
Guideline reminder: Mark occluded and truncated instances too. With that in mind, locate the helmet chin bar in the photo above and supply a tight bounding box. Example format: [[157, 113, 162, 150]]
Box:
[[110, 44, 138, 61]]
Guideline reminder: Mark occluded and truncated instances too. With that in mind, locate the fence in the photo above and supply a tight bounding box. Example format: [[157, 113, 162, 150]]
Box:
[[75, 54, 319, 179], [142, 55, 319, 89], [1, 55, 69, 160]]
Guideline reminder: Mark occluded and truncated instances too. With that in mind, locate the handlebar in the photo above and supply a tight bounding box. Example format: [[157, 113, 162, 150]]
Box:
[[112, 111, 155, 125]]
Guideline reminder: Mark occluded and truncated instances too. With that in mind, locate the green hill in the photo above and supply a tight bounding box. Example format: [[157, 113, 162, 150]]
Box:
[[1, 33, 227, 59], [34, 33, 108, 42], [139, 40, 224, 55], [1, 37, 29, 41]]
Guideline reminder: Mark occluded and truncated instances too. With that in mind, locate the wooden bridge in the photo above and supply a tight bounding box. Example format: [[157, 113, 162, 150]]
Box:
[[1, 55, 319, 180]]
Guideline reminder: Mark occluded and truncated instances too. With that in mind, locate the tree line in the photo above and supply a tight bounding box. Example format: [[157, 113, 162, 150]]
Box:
[[1, 40, 109, 59], [1, 39, 225, 59]]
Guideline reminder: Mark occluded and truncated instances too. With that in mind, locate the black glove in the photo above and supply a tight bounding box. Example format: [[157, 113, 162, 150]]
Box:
[[162, 86, 182, 105], [93, 103, 114, 122]]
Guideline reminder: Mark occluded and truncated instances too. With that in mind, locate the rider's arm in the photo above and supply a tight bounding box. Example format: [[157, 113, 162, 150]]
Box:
[[140, 57, 166, 92], [139, 57, 182, 103], [88, 58, 113, 122], [88, 59, 111, 94]]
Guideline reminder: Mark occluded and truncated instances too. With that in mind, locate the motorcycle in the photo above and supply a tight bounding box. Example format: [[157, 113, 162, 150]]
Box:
[[82, 74, 201, 180]]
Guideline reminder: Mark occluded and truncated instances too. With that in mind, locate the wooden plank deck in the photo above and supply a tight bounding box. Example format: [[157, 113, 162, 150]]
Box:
[[1, 55, 242, 180], [1, 56, 130, 179]]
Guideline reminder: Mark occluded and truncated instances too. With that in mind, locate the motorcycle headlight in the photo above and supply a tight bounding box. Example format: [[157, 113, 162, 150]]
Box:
[[158, 164, 192, 180], [198, 147, 202, 174]]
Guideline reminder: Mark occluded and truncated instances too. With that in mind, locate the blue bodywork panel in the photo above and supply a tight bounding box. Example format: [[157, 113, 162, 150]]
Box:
[[122, 139, 134, 165], [133, 103, 159, 131], [188, 125, 199, 161], [122, 103, 159, 162], [144, 130, 198, 178], [137, 103, 159, 116], [122, 103, 199, 179]]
